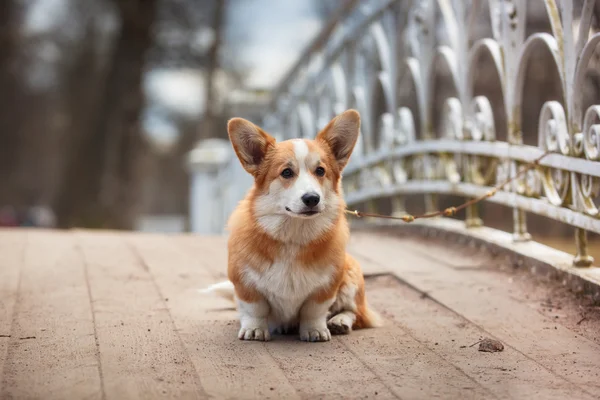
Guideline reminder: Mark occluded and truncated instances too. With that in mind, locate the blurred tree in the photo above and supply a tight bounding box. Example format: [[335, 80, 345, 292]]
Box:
[[139, 0, 236, 230], [198, 0, 225, 142], [56, 0, 158, 229], [54, 5, 108, 228], [1, 0, 338, 230], [0, 0, 22, 207]]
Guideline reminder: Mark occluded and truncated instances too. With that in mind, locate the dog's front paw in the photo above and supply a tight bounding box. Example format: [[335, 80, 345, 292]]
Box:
[[238, 326, 271, 341], [299, 324, 331, 342]]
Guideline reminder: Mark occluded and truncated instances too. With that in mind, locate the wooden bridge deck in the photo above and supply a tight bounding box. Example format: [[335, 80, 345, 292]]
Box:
[[1, 229, 600, 400]]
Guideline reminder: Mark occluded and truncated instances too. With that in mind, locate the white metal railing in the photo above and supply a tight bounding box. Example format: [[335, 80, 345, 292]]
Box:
[[190, 0, 600, 267]]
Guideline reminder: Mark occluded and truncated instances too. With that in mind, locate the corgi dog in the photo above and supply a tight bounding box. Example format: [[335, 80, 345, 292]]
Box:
[[201, 109, 381, 342]]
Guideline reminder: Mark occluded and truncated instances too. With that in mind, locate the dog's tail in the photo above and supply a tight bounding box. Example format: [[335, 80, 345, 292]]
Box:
[[198, 280, 236, 302], [355, 302, 383, 329], [363, 303, 383, 328]]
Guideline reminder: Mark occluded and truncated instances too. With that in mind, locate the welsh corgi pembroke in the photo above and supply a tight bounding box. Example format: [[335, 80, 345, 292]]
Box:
[[201, 109, 381, 342]]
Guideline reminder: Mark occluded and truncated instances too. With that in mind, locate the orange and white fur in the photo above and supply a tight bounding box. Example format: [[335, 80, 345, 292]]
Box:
[[201, 110, 381, 342]]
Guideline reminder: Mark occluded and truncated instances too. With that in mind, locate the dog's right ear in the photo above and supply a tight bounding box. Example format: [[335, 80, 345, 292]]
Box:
[[316, 109, 360, 171], [227, 118, 275, 175]]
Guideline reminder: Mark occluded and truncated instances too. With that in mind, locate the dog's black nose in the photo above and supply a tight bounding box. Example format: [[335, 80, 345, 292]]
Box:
[[301, 192, 320, 208]]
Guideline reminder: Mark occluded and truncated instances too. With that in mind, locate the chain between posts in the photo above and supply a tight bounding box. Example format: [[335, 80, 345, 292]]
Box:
[[345, 151, 551, 223]]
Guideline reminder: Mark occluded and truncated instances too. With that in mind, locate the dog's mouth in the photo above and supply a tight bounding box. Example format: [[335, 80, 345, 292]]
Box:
[[299, 210, 319, 216], [285, 207, 320, 217]]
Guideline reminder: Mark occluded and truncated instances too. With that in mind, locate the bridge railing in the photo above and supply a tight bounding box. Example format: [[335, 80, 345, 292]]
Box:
[[193, 0, 600, 267]]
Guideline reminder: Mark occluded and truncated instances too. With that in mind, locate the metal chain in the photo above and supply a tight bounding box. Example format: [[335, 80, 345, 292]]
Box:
[[345, 151, 551, 223]]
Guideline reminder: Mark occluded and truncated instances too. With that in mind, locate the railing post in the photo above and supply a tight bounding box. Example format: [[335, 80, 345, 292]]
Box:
[[186, 139, 231, 234], [391, 196, 406, 217], [366, 199, 378, 215], [511, 159, 531, 242], [465, 204, 483, 228], [574, 228, 594, 267], [425, 194, 438, 214], [464, 155, 483, 228], [512, 208, 531, 242]]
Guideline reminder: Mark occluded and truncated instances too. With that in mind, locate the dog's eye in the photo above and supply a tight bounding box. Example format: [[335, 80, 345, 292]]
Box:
[[315, 166, 325, 177], [281, 168, 294, 179]]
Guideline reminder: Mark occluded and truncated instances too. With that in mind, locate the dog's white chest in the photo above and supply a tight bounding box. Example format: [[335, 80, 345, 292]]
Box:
[[243, 249, 334, 324]]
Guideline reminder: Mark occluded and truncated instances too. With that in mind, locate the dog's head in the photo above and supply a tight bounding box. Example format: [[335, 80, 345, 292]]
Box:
[[227, 110, 360, 228]]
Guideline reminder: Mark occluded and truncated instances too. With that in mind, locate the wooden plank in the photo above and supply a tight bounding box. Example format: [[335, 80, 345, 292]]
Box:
[[262, 335, 398, 399], [77, 231, 206, 399], [351, 234, 490, 269], [366, 275, 596, 400], [349, 232, 600, 398], [335, 324, 493, 399], [187, 320, 300, 400], [173, 235, 229, 281], [1, 230, 102, 399], [0, 230, 26, 395], [130, 234, 300, 399]]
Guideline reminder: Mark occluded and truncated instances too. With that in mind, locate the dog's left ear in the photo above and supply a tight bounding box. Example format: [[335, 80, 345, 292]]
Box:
[[316, 109, 360, 170], [228, 118, 275, 176]]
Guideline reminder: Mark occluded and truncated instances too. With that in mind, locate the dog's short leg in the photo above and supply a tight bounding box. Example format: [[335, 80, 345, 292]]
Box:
[[327, 310, 356, 335], [327, 277, 358, 335], [237, 297, 271, 341], [299, 296, 335, 342]]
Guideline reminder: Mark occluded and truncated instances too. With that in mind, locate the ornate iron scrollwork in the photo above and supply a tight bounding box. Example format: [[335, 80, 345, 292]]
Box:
[[256, 0, 600, 266]]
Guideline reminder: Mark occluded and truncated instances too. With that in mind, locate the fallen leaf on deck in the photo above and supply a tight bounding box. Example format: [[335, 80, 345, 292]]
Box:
[[478, 338, 504, 352]]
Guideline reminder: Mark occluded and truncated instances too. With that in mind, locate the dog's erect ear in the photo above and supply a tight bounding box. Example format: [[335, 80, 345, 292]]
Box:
[[316, 109, 360, 170], [227, 118, 275, 175]]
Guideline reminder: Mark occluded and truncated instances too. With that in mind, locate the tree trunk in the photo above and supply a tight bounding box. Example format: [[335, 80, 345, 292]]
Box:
[[54, 23, 104, 226], [198, 0, 226, 141], [56, 0, 157, 229], [0, 1, 21, 206]]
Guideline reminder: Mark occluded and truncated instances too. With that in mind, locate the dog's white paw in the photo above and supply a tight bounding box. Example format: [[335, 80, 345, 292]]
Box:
[[238, 326, 271, 341], [327, 313, 353, 335], [299, 325, 331, 342]]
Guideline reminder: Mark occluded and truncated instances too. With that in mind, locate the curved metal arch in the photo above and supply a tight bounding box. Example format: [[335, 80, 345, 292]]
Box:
[[428, 45, 460, 97], [436, 0, 464, 57], [468, 38, 505, 98], [572, 32, 600, 128], [261, 114, 283, 142], [352, 43, 369, 88], [397, 57, 426, 139], [467, 38, 506, 142], [296, 102, 315, 139], [313, 63, 349, 128], [368, 21, 392, 74], [542, 0, 564, 52], [512, 32, 565, 143], [286, 111, 300, 141], [349, 86, 370, 156], [368, 70, 395, 152], [330, 63, 348, 110], [426, 45, 461, 138], [315, 88, 334, 131]]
